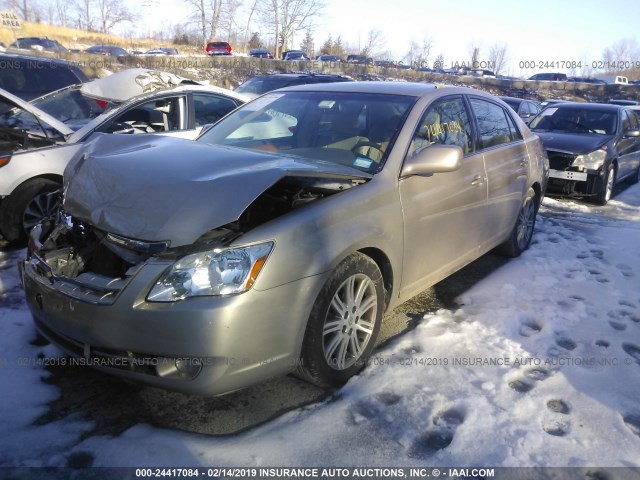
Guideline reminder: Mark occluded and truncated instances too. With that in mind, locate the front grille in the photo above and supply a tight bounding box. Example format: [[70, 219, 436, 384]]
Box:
[[34, 317, 159, 376], [547, 151, 577, 170]]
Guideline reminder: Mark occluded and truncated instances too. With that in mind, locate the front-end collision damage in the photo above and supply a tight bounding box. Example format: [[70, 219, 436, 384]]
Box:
[[62, 134, 371, 247], [30, 133, 370, 305]]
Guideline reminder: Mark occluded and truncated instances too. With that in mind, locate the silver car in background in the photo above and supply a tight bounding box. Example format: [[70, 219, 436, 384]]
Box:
[[0, 70, 247, 244], [21, 82, 548, 396]]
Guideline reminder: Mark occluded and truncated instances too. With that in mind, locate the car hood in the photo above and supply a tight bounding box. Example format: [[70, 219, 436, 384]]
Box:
[[80, 68, 202, 102], [0, 86, 74, 136], [63, 134, 372, 247], [534, 131, 612, 154]]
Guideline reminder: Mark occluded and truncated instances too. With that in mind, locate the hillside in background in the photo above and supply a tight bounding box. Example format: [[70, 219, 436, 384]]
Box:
[[0, 21, 188, 53]]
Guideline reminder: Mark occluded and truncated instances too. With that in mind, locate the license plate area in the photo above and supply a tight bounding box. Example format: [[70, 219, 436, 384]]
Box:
[[549, 169, 588, 181]]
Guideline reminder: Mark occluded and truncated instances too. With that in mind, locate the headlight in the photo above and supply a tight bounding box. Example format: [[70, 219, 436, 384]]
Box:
[[147, 242, 273, 302], [572, 149, 607, 170]]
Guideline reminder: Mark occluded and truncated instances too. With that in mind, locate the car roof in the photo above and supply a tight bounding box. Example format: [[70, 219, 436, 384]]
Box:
[[251, 72, 349, 79], [545, 102, 623, 112], [279, 81, 468, 97], [0, 52, 79, 65], [499, 96, 526, 104]]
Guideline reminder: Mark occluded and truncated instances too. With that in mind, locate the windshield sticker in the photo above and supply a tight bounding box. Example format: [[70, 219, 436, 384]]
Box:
[[354, 157, 373, 168], [243, 93, 285, 111], [541, 108, 558, 116]]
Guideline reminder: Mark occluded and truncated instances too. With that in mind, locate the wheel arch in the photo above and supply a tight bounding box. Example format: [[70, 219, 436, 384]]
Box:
[[357, 247, 394, 312]]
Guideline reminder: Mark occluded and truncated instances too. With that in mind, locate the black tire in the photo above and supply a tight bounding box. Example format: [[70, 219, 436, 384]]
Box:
[[296, 252, 384, 388], [497, 187, 538, 258], [630, 163, 640, 185], [0, 179, 61, 245], [595, 163, 615, 205]]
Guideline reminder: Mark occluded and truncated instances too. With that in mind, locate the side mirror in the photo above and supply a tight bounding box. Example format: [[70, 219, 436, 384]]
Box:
[[623, 129, 640, 138], [401, 144, 463, 178], [105, 122, 135, 134]]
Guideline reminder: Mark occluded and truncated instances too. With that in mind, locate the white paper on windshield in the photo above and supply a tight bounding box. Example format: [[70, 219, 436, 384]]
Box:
[[243, 93, 285, 111], [541, 108, 558, 116]]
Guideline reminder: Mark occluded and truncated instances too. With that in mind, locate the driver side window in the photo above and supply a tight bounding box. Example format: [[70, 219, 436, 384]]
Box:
[[412, 96, 473, 156], [107, 96, 184, 134]]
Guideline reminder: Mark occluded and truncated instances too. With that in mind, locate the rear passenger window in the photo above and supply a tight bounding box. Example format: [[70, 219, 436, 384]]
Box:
[[469, 98, 516, 149], [504, 110, 522, 141], [411, 96, 473, 155], [193, 94, 239, 127]]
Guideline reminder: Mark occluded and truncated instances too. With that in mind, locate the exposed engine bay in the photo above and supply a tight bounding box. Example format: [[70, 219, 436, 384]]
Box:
[[30, 175, 364, 291]]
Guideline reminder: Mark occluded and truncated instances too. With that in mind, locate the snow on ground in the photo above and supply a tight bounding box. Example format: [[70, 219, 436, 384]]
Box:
[[1, 184, 639, 472]]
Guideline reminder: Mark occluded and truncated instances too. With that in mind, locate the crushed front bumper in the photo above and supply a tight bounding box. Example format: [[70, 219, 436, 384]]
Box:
[[21, 257, 327, 396]]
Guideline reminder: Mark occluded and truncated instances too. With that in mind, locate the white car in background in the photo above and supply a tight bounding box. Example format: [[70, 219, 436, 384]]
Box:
[[0, 69, 248, 245]]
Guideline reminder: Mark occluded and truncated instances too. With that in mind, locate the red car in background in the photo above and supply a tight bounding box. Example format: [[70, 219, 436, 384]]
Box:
[[206, 41, 232, 55]]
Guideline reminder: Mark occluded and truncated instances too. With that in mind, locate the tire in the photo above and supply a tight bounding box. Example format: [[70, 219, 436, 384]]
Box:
[[497, 187, 538, 258], [595, 163, 615, 205], [0, 179, 61, 245], [630, 163, 640, 185], [296, 252, 384, 388]]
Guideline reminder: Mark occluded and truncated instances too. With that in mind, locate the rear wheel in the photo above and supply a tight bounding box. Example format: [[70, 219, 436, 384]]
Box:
[[0, 179, 61, 245], [497, 187, 538, 258], [595, 163, 615, 205], [297, 253, 384, 387]]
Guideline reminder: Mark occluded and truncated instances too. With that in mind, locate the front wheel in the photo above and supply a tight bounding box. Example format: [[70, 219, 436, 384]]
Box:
[[0, 179, 61, 245], [297, 253, 384, 388], [595, 163, 615, 205], [497, 187, 538, 258]]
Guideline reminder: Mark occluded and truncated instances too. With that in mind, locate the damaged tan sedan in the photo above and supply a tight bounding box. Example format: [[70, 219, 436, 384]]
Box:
[[21, 83, 548, 395]]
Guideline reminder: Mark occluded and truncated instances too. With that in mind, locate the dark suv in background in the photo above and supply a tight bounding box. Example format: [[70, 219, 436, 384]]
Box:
[[9, 37, 68, 53], [529, 73, 568, 81], [0, 53, 88, 100], [235, 73, 353, 98]]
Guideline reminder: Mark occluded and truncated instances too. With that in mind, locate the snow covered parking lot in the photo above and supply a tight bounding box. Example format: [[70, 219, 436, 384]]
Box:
[[0, 184, 639, 477]]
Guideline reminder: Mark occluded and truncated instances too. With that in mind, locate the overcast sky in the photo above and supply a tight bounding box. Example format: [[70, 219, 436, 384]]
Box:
[[130, 0, 640, 75]]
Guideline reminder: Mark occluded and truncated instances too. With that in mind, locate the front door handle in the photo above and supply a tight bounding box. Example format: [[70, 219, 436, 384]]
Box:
[[471, 175, 486, 186]]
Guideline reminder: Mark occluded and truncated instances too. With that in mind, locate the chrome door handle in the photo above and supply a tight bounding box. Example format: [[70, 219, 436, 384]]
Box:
[[471, 175, 486, 186]]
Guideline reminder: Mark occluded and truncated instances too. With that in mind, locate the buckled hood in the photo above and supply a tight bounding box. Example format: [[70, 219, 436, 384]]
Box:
[[63, 134, 371, 246]]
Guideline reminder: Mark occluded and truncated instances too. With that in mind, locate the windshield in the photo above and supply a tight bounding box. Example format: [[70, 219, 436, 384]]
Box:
[[235, 77, 293, 96], [530, 107, 618, 135], [29, 88, 108, 130], [502, 99, 520, 110], [198, 91, 414, 173], [0, 97, 65, 152]]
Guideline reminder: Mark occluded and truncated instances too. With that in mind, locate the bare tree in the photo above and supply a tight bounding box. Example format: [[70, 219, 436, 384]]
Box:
[[300, 29, 314, 57], [75, 0, 94, 31], [56, 0, 69, 26], [258, 0, 324, 58], [210, 0, 224, 40], [2, 0, 38, 21], [241, 0, 259, 52], [433, 53, 445, 70], [404, 40, 419, 66], [488, 43, 508, 75], [96, 0, 134, 33], [183, 0, 225, 48], [469, 45, 480, 69], [403, 37, 431, 67], [360, 28, 384, 58], [420, 37, 432, 67], [602, 38, 640, 73]]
